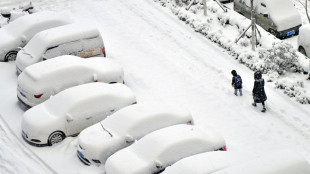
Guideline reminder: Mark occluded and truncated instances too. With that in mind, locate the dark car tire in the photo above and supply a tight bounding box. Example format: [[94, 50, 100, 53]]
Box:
[[48, 131, 65, 146], [4, 51, 18, 62], [299, 46, 307, 57]]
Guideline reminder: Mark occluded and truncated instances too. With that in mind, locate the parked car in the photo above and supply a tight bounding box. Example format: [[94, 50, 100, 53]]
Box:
[[162, 151, 257, 174], [219, 0, 233, 3], [0, 11, 70, 62], [105, 124, 226, 174], [15, 23, 106, 72], [77, 103, 194, 166], [211, 150, 310, 174], [233, 0, 302, 39], [21, 83, 137, 146], [298, 24, 310, 57], [17, 55, 123, 107]]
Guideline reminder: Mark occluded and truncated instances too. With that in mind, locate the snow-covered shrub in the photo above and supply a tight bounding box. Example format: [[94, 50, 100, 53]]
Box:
[[259, 42, 302, 75], [275, 79, 310, 104]]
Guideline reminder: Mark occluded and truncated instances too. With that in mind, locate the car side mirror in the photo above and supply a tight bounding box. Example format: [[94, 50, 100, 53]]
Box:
[[42, 55, 47, 61], [125, 135, 134, 143], [21, 35, 27, 44], [66, 113, 73, 122], [155, 160, 163, 168]]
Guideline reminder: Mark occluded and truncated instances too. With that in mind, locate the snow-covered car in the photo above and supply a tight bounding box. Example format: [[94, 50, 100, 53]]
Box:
[[17, 55, 124, 107], [298, 24, 310, 57], [105, 124, 226, 174], [0, 11, 70, 62], [162, 151, 257, 174], [0, 2, 37, 25], [21, 83, 137, 146], [211, 150, 310, 174], [15, 23, 106, 72], [77, 103, 194, 166], [233, 0, 302, 39]]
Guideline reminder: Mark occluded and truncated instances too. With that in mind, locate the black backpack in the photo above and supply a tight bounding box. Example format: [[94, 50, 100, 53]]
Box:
[[235, 75, 242, 88]]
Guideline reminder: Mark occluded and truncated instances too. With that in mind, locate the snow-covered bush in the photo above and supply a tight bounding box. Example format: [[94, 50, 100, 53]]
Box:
[[275, 79, 310, 104], [259, 42, 303, 75]]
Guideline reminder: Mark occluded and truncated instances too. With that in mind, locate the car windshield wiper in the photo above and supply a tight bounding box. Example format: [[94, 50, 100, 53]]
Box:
[[100, 122, 113, 137]]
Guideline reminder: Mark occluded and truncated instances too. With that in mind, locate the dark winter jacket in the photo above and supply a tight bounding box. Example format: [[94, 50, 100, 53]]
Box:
[[252, 78, 267, 103], [232, 75, 242, 89]]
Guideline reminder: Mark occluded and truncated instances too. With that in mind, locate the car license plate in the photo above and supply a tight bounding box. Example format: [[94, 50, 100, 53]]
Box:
[[78, 151, 84, 159], [287, 30, 295, 36], [20, 92, 26, 98]]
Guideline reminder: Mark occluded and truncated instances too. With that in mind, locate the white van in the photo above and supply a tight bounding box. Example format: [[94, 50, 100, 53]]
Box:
[[17, 55, 123, 107], [233, 0, 302, 39], [16, 23, 106, 73]]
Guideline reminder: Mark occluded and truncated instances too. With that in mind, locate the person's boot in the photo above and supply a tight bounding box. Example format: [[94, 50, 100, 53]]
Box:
[[252, 103, 257, 107], [261, 106, 266, 112]]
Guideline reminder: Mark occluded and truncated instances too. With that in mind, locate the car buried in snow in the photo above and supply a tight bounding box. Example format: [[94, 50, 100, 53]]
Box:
[[77, 103, 194, 166], [21, 83, 137, 146], [105, 124, 226, 174], [0, 11, 70, 62], [15, 23, 106, 73], [298, 24, 310, 57], [17, 55, 124, 107]]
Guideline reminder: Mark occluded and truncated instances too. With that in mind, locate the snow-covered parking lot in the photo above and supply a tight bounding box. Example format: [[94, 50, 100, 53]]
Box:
[[1, 0, 310, 173]]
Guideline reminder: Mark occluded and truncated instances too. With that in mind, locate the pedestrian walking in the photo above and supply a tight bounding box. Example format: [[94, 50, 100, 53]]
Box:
[[252, 70, 267, 112], [231, 70, 242, 96]]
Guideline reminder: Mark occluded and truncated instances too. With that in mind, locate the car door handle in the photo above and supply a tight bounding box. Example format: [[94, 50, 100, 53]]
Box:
[[86, 116, 92, 120]]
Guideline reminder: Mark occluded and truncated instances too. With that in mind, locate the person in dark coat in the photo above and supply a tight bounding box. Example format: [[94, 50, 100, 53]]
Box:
[[252, 70, 267, 112], [231, 70, 242, 96]]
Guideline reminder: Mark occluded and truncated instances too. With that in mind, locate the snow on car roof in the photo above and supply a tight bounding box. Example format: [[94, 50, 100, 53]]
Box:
[[212, 150, 310, 174], [44, 83, 135, 116], [22, 55, 120, 82], [102, 103, 192, 136]]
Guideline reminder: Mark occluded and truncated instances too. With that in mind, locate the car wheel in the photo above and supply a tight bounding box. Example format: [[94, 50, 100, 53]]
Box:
[[299, 46, 307, 57], [48, 131, 65, 146], [4, 51, 18, 62]]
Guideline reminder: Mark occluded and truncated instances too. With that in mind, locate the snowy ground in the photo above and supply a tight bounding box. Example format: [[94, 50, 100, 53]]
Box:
[[1, 0, 310, 173]]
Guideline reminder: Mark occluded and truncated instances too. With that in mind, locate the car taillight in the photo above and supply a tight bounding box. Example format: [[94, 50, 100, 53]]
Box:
[[220, 146, 227, 151], [102, 47, 106, 57], [132, 101, 137, 105], [187, 120, 193, 125], [34, 94, 43, 98]]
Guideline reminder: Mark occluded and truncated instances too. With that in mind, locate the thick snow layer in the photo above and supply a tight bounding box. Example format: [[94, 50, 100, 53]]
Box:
[[266, 0, 302, 31], [105, 124, 225, 174], [77, 103, 193, 165], [1, 0, 310, 173], [212, 150, 310, 174]]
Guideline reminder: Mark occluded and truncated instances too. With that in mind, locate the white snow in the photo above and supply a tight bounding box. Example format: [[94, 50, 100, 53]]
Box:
[[1, 0, 310, 173]]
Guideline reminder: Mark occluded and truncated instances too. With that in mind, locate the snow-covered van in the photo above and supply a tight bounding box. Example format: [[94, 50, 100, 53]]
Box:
[[15, 23, 106, 73], [17, 55, 124, 107], [233, 0, 302, 39]]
